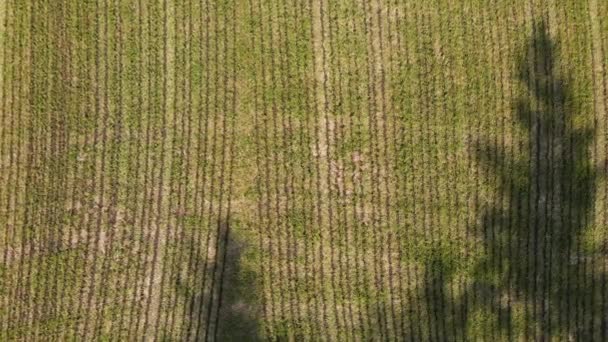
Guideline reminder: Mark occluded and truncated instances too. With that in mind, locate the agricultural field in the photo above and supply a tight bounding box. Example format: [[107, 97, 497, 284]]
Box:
[[0, 0, 607, 340]]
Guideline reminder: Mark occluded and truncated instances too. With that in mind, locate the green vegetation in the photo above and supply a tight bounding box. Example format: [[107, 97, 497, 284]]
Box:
[[0, 0, 606, 340]]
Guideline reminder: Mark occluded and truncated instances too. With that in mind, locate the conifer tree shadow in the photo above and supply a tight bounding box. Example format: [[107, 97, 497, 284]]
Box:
[[416, 22, 605, 340]]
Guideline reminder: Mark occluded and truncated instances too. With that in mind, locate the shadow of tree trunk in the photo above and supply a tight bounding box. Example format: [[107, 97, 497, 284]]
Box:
[[176, 220, 262, 341], [213, 223, 261, 341]]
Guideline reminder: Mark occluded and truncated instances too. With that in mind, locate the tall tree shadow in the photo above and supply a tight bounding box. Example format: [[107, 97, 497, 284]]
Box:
[[418, 21, 605, 340], [471, 20, 605, 340]]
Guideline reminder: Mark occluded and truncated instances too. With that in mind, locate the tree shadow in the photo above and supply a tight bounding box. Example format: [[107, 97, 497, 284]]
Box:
[[213, 223, 261, 341], [417, 21, 604, 340], [177, 220, 262, 341]]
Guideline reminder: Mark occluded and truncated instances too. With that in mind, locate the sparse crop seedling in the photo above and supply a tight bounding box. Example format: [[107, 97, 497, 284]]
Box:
[[0, 0, 606, 340]]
